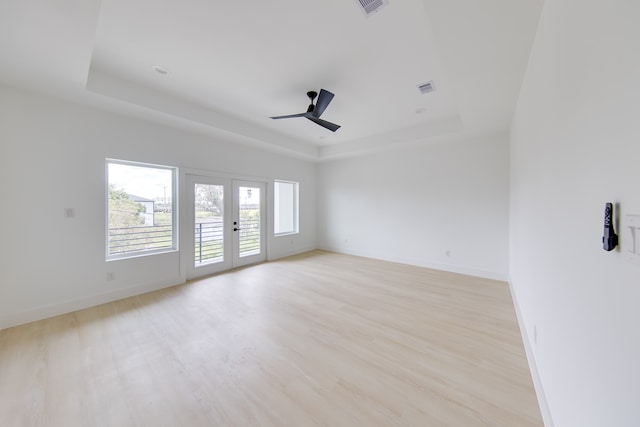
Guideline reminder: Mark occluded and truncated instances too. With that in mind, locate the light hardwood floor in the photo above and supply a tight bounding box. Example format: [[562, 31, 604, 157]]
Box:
[[0, 250, 543, 426]]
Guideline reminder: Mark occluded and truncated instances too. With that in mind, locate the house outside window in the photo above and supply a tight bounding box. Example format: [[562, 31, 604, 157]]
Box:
[[106, 159, 177, 259]]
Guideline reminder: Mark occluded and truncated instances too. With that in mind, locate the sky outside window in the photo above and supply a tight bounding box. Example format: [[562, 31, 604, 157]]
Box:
[[108, 162, 173, 202]]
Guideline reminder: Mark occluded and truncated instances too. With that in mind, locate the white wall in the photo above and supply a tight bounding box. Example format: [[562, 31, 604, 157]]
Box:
[[510, 0, 640, 426], [0, 85, 316, 329], [317, 133, 510, 280]]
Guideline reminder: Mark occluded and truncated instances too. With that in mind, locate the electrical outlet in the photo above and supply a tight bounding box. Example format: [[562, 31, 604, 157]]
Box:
[[445, 250, 451, 257], [106, 272, 115, 281], [64, 208, 75, 218]]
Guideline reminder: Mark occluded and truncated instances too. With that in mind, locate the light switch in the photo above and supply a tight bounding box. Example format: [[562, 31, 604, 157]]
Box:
[[624, 215, 640, 265], [626, 226, 636, 254]]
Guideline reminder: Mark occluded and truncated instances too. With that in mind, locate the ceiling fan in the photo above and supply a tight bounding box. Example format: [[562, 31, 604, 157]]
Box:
[[270, 89, 341, 132]]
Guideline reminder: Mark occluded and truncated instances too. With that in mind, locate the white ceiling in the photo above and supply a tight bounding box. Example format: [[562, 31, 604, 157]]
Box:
[[0, 0, 543, 161]]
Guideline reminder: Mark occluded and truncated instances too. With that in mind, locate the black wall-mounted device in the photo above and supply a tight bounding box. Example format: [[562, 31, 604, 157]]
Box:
[[603, 202, 618, 251]]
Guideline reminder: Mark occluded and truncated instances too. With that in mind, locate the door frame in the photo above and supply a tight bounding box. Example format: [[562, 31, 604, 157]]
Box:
[[185, 174, 268, 280]]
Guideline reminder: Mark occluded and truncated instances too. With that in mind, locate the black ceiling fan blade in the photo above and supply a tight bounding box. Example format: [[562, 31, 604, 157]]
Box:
[[270, 112, 308, 120], [312, 89, 335, 118], [307, 116, 341, 132]]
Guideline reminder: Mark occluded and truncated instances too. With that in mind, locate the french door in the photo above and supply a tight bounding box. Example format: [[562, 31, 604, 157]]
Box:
[[186, 175, 266, 279], [232, 180, 266, 268]]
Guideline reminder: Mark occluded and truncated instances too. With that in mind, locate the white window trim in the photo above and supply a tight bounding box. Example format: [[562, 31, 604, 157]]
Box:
[[274, 179, 299, 236], [105, 159, 178, 261]]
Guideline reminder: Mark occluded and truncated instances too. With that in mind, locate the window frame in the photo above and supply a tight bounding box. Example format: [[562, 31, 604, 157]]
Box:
[[105, 159, 178, 261], [273, 179, 299, 236]]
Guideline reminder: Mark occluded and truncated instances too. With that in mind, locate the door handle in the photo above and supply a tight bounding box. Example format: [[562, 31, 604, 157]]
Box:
[[234, 227, 241, 231]]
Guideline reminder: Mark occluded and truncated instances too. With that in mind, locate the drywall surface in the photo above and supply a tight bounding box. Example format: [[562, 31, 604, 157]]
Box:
[[317, 133, 509, 280], [510, 0, 640, 425], [0, 85, 316, 329]]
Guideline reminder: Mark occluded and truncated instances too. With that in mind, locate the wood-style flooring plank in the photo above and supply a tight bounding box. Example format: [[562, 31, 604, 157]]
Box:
[[0, 250, 543, 426]]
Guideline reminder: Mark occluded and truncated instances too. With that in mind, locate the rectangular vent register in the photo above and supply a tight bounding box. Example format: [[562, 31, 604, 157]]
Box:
[[357, 0, 389, 16]]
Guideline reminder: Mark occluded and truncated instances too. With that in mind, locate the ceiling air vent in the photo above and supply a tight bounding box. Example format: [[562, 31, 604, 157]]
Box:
[[417, 81, 436, 94], [356, 0, 389, 16]]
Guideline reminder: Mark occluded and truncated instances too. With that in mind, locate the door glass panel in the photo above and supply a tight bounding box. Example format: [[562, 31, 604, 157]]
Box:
[[238, 186, 261, 257], [194, 183, 224, 266]]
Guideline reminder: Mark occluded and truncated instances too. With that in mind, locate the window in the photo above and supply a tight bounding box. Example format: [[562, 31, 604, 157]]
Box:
[[106, 159, 177, 259], [274, 180, 299, 235]]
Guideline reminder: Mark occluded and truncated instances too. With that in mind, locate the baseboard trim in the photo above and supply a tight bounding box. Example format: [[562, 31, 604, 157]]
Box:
[[267, 246, 317, 262], [0, 247, 319, 331], [0, 277, 184, 331], [316, 245, 508, 281], [508, 278, 555, 427]]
